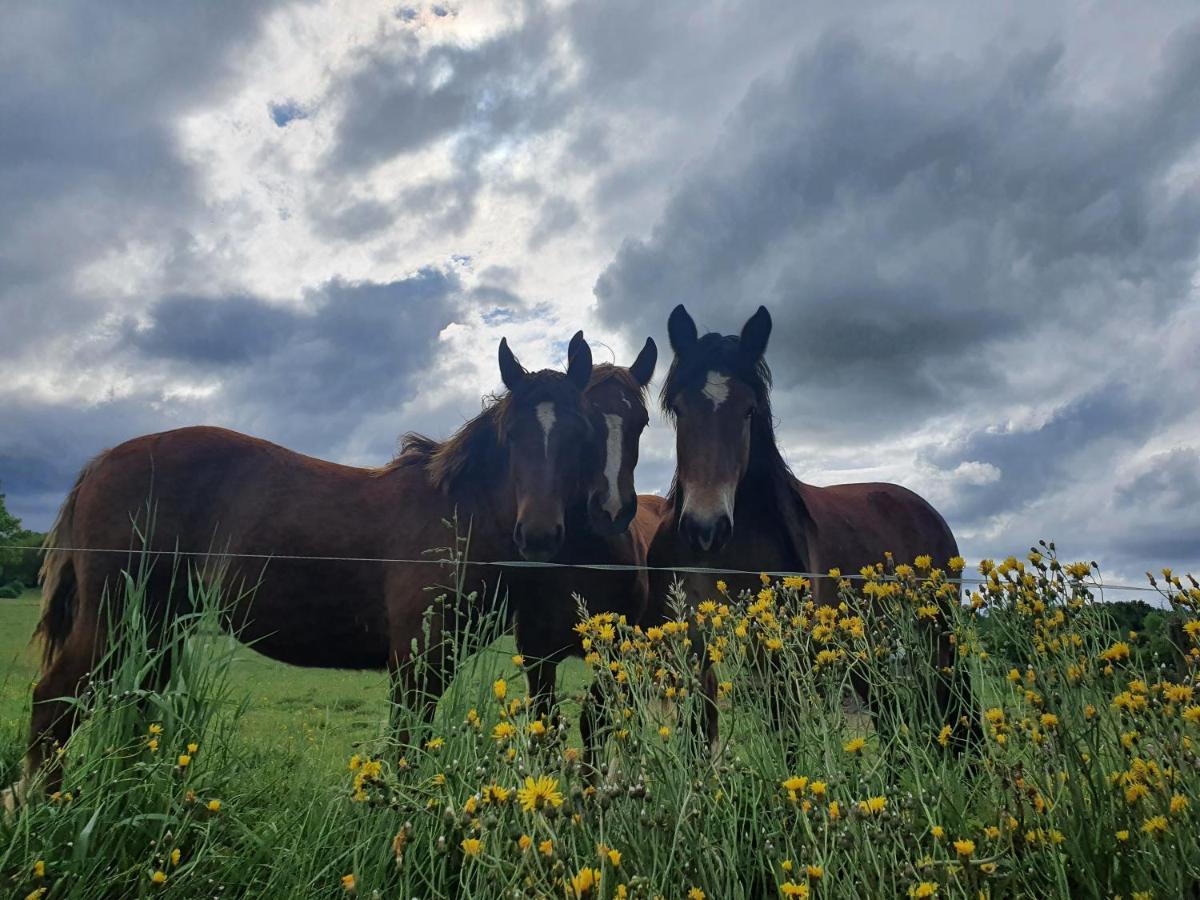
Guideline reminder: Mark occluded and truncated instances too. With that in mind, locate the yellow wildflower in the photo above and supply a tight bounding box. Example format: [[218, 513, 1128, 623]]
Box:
[[953, 839, 975, 857], [518, 775, 564, 813], [843, 736, 866, 754], [493, 679, 507, 701], [150, 871, 168, 886], [460, 838, 482, 856]]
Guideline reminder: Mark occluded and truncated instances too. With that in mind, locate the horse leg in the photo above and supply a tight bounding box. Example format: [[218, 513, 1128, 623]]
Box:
[[524, 659, 559, 727], [695, 664, 719, 759], [387, 613, 454, 758], [932, 628, 981, 756], [22, 619, 103, 799], [579, 678, 610, 781]]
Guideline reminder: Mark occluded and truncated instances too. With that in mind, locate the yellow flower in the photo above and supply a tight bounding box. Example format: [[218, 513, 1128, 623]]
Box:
[[859, 796, 887, 816], [340, 873, 356, 892], [492, 721, 517, 742], [914, 555, 932, 570], [760, 572, 771, 585], [150, 871, 168, 886], [782, 775, 808, 793], [1116, 830, 1129, 842], [177, 753, 191, 767], [827, 568, 841, 579], [659, 726, 671, 741], [953, 839, 975, 857], [170, 848, 181, 866], [1170, 794, 1189, 815], [716, 579, 728, 592], [539, 839, 554, 857], [518, 775, 564, 813], [570, 866, 602, 896], [482, 783, 510, 805], [781, 884, 809, 898], [512, 654, 525, 666], [493, 679, 507, 700], [348, 754, 362, 771], [148, 723, 163, 735], [843, 736, 866, 754], [607, 848, 621, 867], [425, 737, 445, 751], [1184, 705, 1200, 724], [461, 838, 483, 856], [806, 865, 823, 879], [828, 801, 840, 819], [33, 861, 45, 878], [937, 726, 952, 747], [518, 834, 533, 851], [1142, 815, 1168, 835], [1100, 642, 1130, 662], [908, 883, 938, 898], [948, 556, 965, 572], [528, 719, 547, 737], [207, 799, 221, 812], [1039, 713, 1058, 729], [24, 889, 47, 900], [930, 825, 945, 839], [147, 738, 159, 752], [688, 889, 706, 900]]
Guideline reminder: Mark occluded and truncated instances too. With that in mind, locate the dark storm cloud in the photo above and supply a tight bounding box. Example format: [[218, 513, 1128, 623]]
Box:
[[130, 268, 460, 412], [319, 5, 572, 235], [594, 31, 1200, 427], [1117, 448, 1200, 514], [1, 268, 462, 529], [0, 2, 300, 354]]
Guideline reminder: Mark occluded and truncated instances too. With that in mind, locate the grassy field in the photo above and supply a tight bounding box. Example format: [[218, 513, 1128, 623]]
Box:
[[0, 589, 593, 784], [2, 554, 1199, 899]]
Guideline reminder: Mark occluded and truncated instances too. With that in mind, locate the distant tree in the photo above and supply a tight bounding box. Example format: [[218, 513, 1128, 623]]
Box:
[[0, 487, 43, 595]]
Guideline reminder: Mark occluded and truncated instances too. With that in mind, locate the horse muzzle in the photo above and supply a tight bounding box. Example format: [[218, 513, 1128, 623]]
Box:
[[513, 521, 565, 562], [680, 511, 732, 555]]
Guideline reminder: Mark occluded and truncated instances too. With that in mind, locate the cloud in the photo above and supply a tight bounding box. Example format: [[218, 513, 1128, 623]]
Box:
[[592, 25, 1200, 577]]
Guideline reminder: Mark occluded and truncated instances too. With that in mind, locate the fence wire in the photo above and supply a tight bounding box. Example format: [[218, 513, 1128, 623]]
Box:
[[1, 542, 1169, 594]]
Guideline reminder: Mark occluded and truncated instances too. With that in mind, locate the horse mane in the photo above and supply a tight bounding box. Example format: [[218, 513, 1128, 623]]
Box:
[[660, 333, 810, 566], [392, 397, 508, 494], [390, 370, 589, 495], [589, 362, 649, 403]]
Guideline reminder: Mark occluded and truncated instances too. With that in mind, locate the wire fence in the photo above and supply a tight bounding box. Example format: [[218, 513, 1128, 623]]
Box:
[[0, 542, 1170, 595]]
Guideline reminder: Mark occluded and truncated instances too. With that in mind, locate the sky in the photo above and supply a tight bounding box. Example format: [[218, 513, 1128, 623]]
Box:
[[1, 1, 1198, 589]]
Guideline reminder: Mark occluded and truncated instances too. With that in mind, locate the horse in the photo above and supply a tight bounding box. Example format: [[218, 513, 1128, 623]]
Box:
[[646, 304, 978, 755], [504, 334, 659, 772], [12, 334, 596, 801]]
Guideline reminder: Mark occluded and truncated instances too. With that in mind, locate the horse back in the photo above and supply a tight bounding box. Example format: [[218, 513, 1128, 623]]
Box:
[[65, 426, 403, 668]]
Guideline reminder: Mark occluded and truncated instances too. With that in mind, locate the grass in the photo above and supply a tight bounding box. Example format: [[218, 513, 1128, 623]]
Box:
[[1, 550, 1198, 899], [0, 589, 594, 783]]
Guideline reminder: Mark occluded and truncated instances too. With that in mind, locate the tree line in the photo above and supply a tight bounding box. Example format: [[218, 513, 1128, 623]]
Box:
[[0, 486, 45, 598]]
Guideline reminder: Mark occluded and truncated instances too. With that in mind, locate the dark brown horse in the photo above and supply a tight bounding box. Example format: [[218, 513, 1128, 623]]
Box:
[[647, 304, 977, 753], [14, 334, 596, 800], [505, 334, 658, 770]]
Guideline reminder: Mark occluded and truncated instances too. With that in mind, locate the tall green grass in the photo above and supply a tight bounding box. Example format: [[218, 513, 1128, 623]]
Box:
[[2, 545, 1198, 899]]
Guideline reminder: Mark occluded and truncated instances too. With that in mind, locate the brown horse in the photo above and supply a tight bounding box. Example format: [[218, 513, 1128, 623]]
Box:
[[647, 304, 977, 753], [505, 335, 658, 770], [15, 334, 596, 799]]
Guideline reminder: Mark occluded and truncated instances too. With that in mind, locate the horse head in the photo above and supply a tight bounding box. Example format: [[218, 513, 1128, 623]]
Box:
[[496, 335, 594, 561], [661, 304, 772, 554], [570, 332, 657, 537]]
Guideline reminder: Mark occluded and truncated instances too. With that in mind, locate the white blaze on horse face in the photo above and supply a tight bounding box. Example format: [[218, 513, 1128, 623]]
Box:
[[702, 371, 730, 410], [601, 413, 624, 518], [536, 402, 556, 458]]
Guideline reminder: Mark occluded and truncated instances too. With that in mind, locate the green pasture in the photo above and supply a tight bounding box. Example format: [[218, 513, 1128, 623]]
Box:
[[0, 589, 593, 784]]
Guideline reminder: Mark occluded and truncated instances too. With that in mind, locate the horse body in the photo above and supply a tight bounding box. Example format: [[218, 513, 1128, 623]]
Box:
[[22, 336, 596, 796], [648, 304, 974, 752]]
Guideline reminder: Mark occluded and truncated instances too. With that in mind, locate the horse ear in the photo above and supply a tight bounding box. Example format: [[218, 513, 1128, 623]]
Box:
[[566, 333, 593, 390], [498, 338, 526, 391], [739, 305, 772, 361], [567, 330, 586, 365], [667, 304, 698, 355], [630, 336, 657, 386]]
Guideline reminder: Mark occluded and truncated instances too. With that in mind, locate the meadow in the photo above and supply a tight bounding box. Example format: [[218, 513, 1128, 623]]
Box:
[[1, 549, 1198, 899]]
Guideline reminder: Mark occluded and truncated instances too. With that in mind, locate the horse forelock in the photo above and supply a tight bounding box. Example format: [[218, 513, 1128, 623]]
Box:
[[660, 333, 772, 419], [589, 363, 649, 406], [392, 370, 589, 493]]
